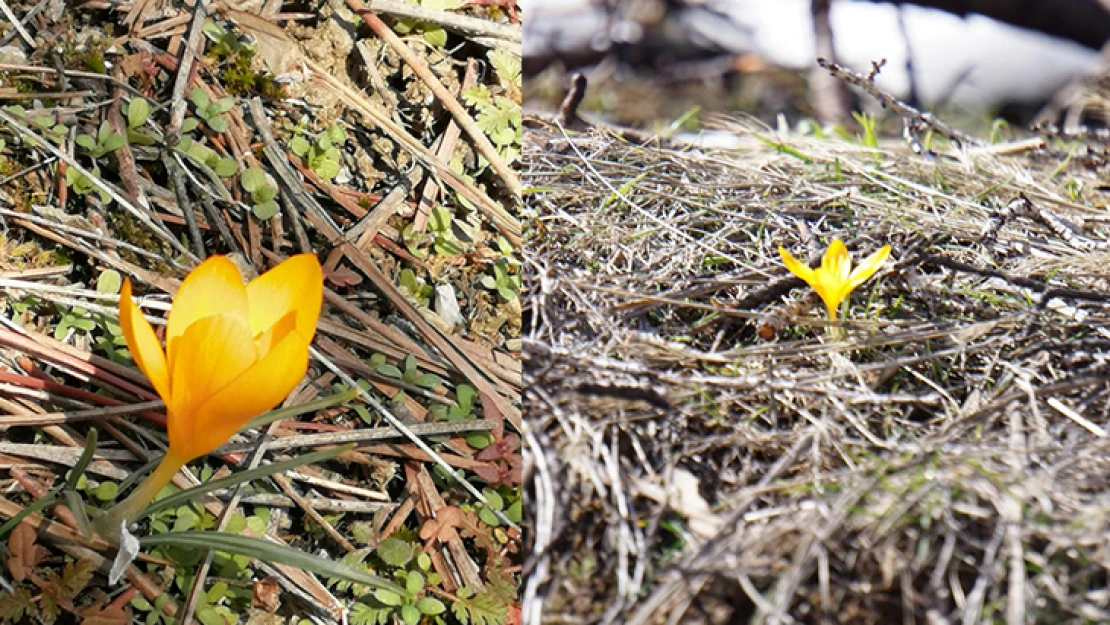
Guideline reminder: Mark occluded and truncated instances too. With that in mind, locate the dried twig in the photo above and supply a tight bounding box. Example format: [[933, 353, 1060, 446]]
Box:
[[817, 57, 980, 147]]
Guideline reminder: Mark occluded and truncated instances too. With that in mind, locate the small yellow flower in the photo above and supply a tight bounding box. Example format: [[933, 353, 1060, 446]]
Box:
[[96, 254, 323, 542], [779, 239, 891, 321]]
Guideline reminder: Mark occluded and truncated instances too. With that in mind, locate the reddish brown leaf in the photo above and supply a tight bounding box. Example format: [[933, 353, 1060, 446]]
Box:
[[252, 576, 282, 612], [480, 390, 505, 439], [77, 603, 130, 625], [506, 603, 523, 625], [7, 522, 45, 583], [419, 505, 463, 544], [476, 434, 520, 462], [472, 464, 501, 484], [324, 265, 363, 287]]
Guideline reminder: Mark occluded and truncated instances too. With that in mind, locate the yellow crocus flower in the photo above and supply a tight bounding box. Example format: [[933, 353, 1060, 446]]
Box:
[[95, 254, 323, 542], [779, 239, 891, 321]]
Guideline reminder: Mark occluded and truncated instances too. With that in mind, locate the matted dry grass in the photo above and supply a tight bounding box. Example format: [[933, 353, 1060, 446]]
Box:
[[522, 106, 1110, 624]]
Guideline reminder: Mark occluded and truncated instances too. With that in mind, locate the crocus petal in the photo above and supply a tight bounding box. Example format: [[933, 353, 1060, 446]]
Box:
[[184, 330, 311, 459], [847, 245, 892, 290], [118, 279, 171, 401], [245, 254, 323, 339], [811, 276, 842, 319], [165, 256, 248, 372], [166, 311, 257, 456], [821, 239, 851, 284], [779, 246, 816, 286], [254, 310, 297, 356]]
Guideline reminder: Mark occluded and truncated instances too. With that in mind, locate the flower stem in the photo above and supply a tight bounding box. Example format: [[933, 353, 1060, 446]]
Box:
[[93, 452, 185, 545]]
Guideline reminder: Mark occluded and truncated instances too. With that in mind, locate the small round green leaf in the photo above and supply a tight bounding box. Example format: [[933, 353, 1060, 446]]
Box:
[[206, 116, 228, 134], [506, 499, 522, 523], [466, 431, 492, 449], [401, 604, 421, 625], [97, 270, 122, 295], [478, 506, 501, 527], [373, 588, 403, 607], [423, 27, 447, 47], [241, 167, 267, 192], [482, 489, 504, 510], [186, 142, 214, 164], [127, 98, 150, 129], [212, 158, 238, 178], [456, 385, 477, 410], [93, 481, 117, 501], [102, 134, 126, 154], [252, 200, 280, 220], [254, 184, 277, 203], [313, 158, 340, 181], [376, 363, 404, 379], [376, 537, 413, 568], [415, 597, 445, 616], [290, 135, 310, 156], [189, 87, 210, 108], [211, 97, 236, 115], [197, 606, 226, 625]]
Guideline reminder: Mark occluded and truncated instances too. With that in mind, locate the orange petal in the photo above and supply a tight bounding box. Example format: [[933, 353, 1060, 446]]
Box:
[[118, 279, 171, 401], [246, 254, 323, 339], [254, 309, 296, 356], [184, 329, 311, 460], [165, 256, 248, 372], [165, 311, 257, 459]]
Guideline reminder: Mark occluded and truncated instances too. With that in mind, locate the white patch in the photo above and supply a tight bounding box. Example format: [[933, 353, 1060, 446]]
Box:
[[108, 521, 140, 585], [683, 0, 1099, 109], [434, 284, 464, 327]]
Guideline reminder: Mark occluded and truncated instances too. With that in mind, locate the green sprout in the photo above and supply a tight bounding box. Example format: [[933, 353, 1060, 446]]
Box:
[[240, 166, 280, 219], [123, 98, 158, 146], [64, 164, 111, 205], [189, 87, 235, 134], [399, 268, 434, 307], [402, 206, 465, 259], [75, 121, 125, 159], [462, 86, 521, 164], [348, 539, 447, 625], [290, 123, 345, 181], [480, 258, 520, 302], [4, 106, 65, 146], [375, 354, 443, 402], [177, 136, 237, 178]]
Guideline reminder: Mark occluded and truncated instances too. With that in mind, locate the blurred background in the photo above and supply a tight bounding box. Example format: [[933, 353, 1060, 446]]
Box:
[[523, 0, 1110, 132]]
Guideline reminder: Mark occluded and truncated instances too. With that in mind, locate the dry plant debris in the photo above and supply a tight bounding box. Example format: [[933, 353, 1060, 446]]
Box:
[[524, 99, 1110, 623], [0, 0, 520, 623]]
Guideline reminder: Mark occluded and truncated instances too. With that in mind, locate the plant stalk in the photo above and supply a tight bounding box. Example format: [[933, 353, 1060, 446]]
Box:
[[93, 452, 185, 545]]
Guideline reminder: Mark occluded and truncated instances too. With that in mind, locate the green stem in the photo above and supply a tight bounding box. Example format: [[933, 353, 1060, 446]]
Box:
[[93, 452, 185, 545], [825, 304, 840, 339]]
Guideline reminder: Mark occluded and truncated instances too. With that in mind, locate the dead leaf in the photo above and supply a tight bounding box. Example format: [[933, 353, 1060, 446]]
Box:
[[324, 265, 363, 287], [419, 505, 462, 544], [218, 8, 302, 77], [7, 521, 46, 582], [506, 603, 523, 625], [251, 576, 282, 612], [77, 603, 130, 625]]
